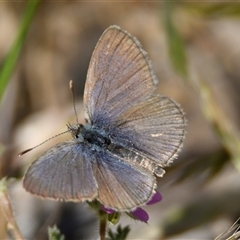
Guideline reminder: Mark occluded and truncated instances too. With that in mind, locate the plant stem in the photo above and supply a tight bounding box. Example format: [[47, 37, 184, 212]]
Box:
[[99, 212, 107, 240]]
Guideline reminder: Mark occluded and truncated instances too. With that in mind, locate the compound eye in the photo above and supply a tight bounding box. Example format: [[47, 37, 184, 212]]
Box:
[[70, 132, 78, 139], [75, 133, 84, 142]]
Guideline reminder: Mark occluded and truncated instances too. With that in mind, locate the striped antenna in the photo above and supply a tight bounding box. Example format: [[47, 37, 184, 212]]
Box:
[[69, 80, 79, 124], [18, 130, 70, 156]]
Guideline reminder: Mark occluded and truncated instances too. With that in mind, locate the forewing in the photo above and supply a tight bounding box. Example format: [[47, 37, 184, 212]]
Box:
[[110, 95, 186, 167], [23, 140, 98, 202], [84, 25, 157, 127], [92, 150, 156, 211]]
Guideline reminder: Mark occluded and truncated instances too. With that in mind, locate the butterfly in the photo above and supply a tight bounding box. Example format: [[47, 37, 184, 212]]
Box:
[[22, 25, 186, 211]]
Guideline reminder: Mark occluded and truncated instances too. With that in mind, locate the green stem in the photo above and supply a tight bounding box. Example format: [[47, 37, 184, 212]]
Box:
[[87, 200, 108, 240]]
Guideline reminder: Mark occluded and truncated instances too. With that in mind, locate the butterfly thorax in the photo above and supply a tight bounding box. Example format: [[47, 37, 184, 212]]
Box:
[[68, 123, 111, 151]]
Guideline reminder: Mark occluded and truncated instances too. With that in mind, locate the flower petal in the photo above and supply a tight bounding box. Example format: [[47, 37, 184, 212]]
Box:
[[147, 191, 162, 205], [102, 206, 115, 214], [131, 208, 149, 223]]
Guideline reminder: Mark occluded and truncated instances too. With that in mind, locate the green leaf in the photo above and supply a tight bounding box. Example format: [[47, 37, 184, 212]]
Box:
[[184, 3, 240, 18], [48, 225, 65, 240], [162, 1, 188, 79], [107, 225, 130, 240], [0, 0, 39, 101]]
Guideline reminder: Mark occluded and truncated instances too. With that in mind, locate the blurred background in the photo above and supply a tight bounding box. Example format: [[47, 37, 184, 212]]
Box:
[[1, 1, 240, 239]]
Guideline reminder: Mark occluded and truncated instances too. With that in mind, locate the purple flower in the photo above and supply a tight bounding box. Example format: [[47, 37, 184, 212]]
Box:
[[146, 191, 162, 205], [130, 207, 149, 223], [102, 206, 115, 214], [102, 191, 162, 223]]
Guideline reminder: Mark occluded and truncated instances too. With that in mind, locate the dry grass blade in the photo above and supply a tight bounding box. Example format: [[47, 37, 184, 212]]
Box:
[[0, 178, 23, 240]]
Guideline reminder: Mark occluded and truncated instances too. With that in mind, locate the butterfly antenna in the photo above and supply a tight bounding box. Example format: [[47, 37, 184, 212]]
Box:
[[19, 80, 78, 157], [69, 80, 79, 124], [18, 129, 70, 156]]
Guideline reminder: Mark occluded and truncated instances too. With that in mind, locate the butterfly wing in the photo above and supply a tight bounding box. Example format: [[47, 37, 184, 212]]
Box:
[[92, 150, 156, 211], [23, 140, 98, 202], [84, 25, 157, 127], [110, 95, 186, 168]]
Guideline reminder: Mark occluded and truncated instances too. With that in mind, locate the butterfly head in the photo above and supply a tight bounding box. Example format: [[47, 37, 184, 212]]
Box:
[[67, 123, 84, 140]]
